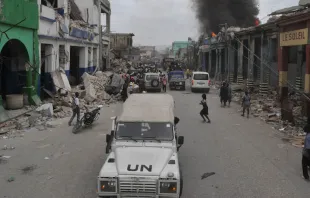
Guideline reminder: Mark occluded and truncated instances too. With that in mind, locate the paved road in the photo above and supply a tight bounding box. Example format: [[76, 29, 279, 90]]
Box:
[[1, 87, 310, 197]]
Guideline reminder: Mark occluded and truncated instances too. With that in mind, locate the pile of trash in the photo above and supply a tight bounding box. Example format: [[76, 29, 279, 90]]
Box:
[[230, 83, 306, 146]]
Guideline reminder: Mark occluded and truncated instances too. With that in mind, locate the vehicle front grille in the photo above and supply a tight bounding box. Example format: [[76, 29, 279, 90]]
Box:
[[119, 177, 157, 196]]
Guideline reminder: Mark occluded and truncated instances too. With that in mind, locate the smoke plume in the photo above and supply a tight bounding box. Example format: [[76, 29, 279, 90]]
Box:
[[192, 0, 259, 33]]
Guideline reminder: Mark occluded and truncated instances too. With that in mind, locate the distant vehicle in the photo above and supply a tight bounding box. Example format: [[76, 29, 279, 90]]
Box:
[[190, 71, 210, 93], [143, 72, 162, 92], [168, 71, 186, 91], [98, 94, 184, 198]]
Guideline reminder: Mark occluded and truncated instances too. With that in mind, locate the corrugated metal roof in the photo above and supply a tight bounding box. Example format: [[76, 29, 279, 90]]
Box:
[[118, 94, 175, 123], [270, 5, 305, 15], [299, 0, 310, 6]]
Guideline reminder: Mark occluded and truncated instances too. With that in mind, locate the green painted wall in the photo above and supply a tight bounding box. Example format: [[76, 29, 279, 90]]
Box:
[[0, 0, 40, 105], [172, 41, 189, 56]]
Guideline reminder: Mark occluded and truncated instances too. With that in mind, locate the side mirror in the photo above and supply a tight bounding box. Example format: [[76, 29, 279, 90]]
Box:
[[106, 134, 111, 143], [178, 136, 184, 145], [174, 117, 180, 125]]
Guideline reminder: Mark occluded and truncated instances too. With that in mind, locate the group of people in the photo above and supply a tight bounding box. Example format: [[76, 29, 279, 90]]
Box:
[[219, 81, 251, 118]]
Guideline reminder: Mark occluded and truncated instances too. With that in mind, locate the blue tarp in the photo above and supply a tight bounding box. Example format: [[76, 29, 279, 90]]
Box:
[[70, 27, 88, 39]]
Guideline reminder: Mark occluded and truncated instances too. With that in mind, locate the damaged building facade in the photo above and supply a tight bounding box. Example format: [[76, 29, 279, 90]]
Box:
[[38, 0, 111, 97], [199, 2, 310, 116], [0, 0, 40, 110], [110, 33, 134, 58]]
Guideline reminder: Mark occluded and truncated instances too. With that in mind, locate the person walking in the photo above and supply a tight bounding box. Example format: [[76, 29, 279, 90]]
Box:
[[200, 93, 211, 123], [162, 75, 167, 92], [302, 119, 310, 180], [241, 90, 251, 118], [68, 92, 80, 126], [227, 83, 232, 107], [122, 77, 129, 102], [220, 82, 229, 107]]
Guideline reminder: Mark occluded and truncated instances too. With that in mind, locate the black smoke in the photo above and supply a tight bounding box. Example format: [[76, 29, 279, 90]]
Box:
[[192, 0, 259, 33]]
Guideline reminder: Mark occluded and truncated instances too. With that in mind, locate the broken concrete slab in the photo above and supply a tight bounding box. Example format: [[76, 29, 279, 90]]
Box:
[[36, 103, 53, 117], [51, 71, 71, 92]]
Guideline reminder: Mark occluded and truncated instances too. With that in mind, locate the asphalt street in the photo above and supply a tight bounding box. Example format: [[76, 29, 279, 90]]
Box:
[[1, 85, 310, 198]]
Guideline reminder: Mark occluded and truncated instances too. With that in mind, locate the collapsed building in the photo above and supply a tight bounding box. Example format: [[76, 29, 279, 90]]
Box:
[[38, 0, 111, 93]]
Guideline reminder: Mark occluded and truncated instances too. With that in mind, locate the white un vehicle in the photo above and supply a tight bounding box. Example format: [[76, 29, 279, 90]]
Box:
[[98, 93, 184, 198]]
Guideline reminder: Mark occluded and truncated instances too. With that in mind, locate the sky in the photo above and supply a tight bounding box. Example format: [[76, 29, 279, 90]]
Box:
[[108, 0, 300, 46]]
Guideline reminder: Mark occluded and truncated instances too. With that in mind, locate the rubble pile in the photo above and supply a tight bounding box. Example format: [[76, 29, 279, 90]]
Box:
[[231, 84, 306, 145], [110, 59, 131, 73]]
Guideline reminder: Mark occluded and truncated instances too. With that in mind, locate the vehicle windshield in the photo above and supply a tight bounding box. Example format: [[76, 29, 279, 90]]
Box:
[[171, 75, 184, 79], [116, 122, 174, 141], [146, 75, 159, 81], [193, 74, 209, 80]]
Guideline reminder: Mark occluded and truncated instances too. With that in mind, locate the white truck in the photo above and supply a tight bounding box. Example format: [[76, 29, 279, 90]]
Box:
[[98, 93, 184, 198]]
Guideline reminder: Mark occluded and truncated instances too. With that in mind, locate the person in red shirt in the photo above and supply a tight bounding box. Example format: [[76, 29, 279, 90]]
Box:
[[162, 75, 167, 92]]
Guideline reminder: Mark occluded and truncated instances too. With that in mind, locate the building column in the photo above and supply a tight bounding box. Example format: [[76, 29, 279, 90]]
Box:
[[247, 36, 255, 88], [224, 47, 228, 81], [202, 52, 206, 72], [304, 44, 310, 116], [208, 50, 212, 74], [106, 14, 111, 69], [89, 47, 94, 73], [65, 45, 70, 77], [296, 46, 303, 92], [79, 47, 88, 77], [259, 34, 268, 94], [219, 49, 222, 81], [215, 49, 219, 80], [228, 43, 234, 83], [278, 46, 289, 100], [237, 41, 243, 84]]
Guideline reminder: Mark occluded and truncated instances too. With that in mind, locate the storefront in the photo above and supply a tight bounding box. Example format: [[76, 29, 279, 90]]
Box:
[[276, 11, 310, 115]]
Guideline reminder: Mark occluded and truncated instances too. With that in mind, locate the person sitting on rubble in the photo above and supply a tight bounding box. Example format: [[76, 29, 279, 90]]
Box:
[[68, 92, 80, 126], [302, 119, 310, 180]]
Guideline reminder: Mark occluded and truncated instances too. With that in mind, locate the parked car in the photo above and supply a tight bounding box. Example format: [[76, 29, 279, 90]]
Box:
[[143, 72, 162, 92], [190, 71, 210, 93]]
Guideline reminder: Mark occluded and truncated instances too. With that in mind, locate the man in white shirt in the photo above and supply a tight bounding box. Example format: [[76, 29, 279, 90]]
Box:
[[68, 92, 80, 126]]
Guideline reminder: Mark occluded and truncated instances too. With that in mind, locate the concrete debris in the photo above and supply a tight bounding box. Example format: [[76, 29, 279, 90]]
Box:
[[0, 61, 131, 139], [231, 83, 306, 141], [111, 58, 131, 73], [36, 103, 54, 117]]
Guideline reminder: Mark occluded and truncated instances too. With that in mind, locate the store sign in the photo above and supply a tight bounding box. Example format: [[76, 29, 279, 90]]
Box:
[[280, 28, 308, 46]]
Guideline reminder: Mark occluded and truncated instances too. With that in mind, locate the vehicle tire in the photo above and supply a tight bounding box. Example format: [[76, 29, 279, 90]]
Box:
[[151, 79, 160, 87], [205, 88, 210, 93], [179, 169, 184, 197]]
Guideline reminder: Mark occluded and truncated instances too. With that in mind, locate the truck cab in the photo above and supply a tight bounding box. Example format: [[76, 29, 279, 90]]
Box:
[[98, 94, 184, 198]]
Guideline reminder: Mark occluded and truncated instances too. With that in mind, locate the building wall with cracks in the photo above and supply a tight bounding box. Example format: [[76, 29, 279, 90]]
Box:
[[37, 0, 110, 98], [0, 0, 40, 106]]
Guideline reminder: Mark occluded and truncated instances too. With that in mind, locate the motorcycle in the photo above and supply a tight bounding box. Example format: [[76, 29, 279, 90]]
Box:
[[72, 105, 103, 134]]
